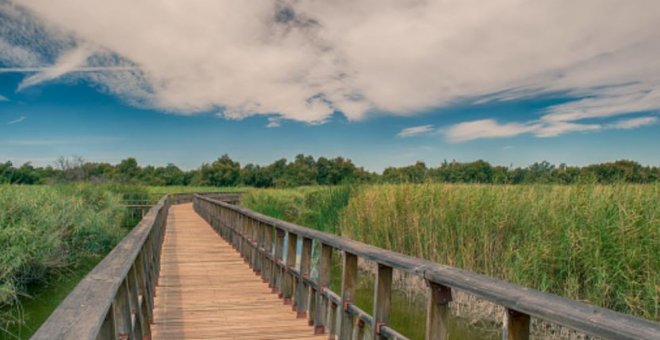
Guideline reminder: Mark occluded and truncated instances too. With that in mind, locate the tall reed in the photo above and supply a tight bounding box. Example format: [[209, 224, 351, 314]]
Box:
[[242, 183, 659, 320]]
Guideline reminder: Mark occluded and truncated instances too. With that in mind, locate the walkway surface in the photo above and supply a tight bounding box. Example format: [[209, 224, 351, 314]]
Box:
[[152, 203, 321, 339]]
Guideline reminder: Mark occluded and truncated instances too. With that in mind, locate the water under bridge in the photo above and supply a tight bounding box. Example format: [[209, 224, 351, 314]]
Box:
[[32, 194, 660, 340]]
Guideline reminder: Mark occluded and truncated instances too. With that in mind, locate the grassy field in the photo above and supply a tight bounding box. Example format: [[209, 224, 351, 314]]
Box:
[[241, 183, 659, 321]]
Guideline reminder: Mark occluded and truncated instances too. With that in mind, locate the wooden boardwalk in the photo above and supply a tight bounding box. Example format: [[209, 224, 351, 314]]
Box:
[[152, 204, 322, 339]]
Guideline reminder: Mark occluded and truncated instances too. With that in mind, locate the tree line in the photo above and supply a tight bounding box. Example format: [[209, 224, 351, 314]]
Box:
[[1, 155, 658, 186]]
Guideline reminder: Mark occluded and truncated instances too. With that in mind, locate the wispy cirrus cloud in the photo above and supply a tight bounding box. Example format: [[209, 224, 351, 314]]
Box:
[[6, 115, 26, 125], [607, 116, 658, 130], [1, 0, 659, 128], [397, 125, 434, 138], [444, 115, 657, 143], [0, 94, 7, 101]]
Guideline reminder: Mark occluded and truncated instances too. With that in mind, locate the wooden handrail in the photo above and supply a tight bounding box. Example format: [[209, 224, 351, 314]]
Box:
[[32, 196, 171, 340], [31, 193, 238, 340], [193, 194, 660, 340]]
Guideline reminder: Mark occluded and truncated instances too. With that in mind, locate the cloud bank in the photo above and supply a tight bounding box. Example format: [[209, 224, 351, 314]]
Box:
[[1, 0, 660, 130]]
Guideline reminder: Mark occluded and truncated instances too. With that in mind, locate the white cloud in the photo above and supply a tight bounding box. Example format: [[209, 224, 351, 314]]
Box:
[[6, 116, 26, 125], [607, 116, 658, 130], [445, 119, 538, 143], [0, 94, 7, 101], [444, 115, 658, 143], [533, 121, 601, 138], [397, 125, 434, 138], [17, 44, 94, 90], [1, 0, 659, 124]]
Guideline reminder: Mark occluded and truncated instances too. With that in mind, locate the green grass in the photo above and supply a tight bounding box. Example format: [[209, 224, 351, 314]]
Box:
[[242, 183, 659, 321], [0, 184, 127, 336]]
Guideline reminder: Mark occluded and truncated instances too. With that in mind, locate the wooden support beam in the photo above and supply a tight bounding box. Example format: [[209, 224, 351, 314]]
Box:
[[263, 223, 274, 285], [315, 243, 333, 334], [297, 237, 313, 318], [283, 232, 298, 304], [425, 282, 452, 340], [373, 264, 393, 340], [504, 308, 530, 340], [340, 252, 358, 340], [274, 228, 285, 295]]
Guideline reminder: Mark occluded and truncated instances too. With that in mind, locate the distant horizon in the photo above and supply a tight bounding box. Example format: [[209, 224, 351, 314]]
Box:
[[3, 154, 658, 174]]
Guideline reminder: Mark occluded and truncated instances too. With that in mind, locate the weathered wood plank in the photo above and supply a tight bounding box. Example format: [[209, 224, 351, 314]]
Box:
[[151, 204, 320, 339]]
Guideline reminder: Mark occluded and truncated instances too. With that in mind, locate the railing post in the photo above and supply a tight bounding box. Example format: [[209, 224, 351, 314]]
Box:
[[353, 319, 366, 340], [328, 301, 338, 340], [315, 243, 332, 334], [504, 308, 530, 340], [283, 232, 298, 305], [297, 237, 312, 318], [97, 309, 116, 340], [253, 219, 262, 275], [273, 228, 285, 295], [340, 252, 358, 340], [112, 279, 133, 340], [425, 282, 452, 340], [135, 251, 153, 330], [373, 264, 393, 340], [263, 223, 274, 285], [127, 265, 145, 339]]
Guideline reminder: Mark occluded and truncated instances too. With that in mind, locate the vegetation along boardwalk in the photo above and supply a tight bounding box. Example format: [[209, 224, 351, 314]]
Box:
[[152, 203, 321, 339], [32, 193, 660, 340]]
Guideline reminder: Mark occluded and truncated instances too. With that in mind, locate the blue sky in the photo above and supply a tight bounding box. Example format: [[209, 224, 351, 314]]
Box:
[[2, 73, 657, 171], [1, 1, 659, 171]]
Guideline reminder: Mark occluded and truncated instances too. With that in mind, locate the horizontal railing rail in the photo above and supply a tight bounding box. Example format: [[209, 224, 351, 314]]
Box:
[[193, 194, 660, 340]]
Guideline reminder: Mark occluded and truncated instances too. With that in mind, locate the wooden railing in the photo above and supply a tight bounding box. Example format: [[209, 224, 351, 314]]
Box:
[[31, 196, 170, 340], [193, 194, 660, 340], [30, 193, 229, 340]]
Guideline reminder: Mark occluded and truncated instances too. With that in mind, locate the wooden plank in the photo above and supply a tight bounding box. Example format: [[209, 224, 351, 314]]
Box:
[[151, 204, 321, 339]]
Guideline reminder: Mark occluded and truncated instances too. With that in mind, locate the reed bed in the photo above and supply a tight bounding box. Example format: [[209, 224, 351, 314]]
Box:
[[0, 184, 126, 334], [242, 183, 659, 321]]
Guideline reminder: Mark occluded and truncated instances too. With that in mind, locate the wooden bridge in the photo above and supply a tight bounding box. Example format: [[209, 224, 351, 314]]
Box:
[[33, 194, 660, 340]]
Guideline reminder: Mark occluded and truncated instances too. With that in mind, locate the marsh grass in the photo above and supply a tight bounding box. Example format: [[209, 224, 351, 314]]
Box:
[[0, 184, 126, 335], [242, 183, 659, 321]]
